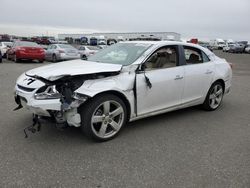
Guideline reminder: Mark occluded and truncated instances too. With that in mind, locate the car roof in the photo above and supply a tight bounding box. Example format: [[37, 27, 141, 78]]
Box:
[[122, 40, 199, 47], [122, 40, 214, 55]]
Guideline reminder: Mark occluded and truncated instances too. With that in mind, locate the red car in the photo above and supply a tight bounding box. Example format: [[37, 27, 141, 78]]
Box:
[[7, 41, 45, 63]]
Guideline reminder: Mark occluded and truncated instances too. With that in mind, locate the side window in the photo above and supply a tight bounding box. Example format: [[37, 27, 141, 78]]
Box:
[[144, 46, 178, 70], [202, 51, 210, 62], [80, 46, 85, 50], [184, 46, 210, 64]]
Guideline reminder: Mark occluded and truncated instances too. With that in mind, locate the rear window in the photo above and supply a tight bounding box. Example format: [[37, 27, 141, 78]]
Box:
[[88, 46, 101, 50], [58, 44, 74, 49], [17, 41, 40, 47], [3, 42, 12, 46]]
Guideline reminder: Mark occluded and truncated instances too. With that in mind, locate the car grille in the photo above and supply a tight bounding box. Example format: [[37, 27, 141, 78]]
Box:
[[17, 84, 36, 92]]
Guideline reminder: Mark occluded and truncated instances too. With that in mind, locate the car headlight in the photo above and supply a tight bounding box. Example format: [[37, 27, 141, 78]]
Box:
[[72, 92, 89, 102], [34, 85, 61, 100]]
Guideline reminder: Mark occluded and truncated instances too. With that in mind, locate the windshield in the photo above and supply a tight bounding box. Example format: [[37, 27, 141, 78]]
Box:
[[87, 43, 152, 65]]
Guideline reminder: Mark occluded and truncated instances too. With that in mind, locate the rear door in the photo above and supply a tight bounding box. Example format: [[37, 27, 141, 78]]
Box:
[[136, 45, 185, 115], [181, 46, 215, 105]]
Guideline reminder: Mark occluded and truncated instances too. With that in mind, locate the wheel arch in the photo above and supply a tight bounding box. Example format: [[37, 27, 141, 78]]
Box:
[[212, 79, 225, 92], [81, 90, 132, 123], [94, 90, 131, 122]]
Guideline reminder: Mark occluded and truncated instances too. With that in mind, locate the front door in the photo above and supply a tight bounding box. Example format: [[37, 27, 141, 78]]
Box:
[[136, 45, 185, 116]]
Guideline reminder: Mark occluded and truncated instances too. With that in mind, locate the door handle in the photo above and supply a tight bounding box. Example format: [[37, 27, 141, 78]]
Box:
[[205, 70, 213, 74], [174, 75, 184, 80]]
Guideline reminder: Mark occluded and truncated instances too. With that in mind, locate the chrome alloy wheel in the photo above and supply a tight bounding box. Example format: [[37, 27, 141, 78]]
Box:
[[91, 100, 125, 139], [209, 84, 223, 109]]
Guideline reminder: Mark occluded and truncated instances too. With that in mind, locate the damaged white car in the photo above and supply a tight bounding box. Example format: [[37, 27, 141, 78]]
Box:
[[14, 41, 232, 141]]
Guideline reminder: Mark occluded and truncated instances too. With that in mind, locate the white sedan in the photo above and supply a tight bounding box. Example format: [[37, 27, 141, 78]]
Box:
[[78, 45, 101, 59], [0, 41, 13, 57], [14, 41, 232, 141]]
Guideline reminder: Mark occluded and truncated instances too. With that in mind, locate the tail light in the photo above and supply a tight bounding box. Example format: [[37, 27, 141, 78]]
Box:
[[39, 49, 45, 53], [59, 50, 65, 53]]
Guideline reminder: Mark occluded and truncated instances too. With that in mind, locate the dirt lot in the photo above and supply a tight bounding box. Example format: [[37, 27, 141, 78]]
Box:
[[0, 51, 250, 188]]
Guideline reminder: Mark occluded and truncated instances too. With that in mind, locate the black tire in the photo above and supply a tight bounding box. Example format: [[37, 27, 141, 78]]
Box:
[[202, 81, 224, 111], [52, 54, 57, 63], [79, 94, 127, 142], [14, 54, 19, 63], [81, 55, 87, 60], [39, 60, 44, 63]]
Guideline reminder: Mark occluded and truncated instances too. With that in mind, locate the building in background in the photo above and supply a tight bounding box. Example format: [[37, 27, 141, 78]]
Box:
[[58, 32, 181, 45]]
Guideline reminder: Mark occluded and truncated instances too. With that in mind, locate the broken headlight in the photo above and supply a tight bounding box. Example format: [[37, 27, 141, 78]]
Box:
[[34, 85, 61, 100]]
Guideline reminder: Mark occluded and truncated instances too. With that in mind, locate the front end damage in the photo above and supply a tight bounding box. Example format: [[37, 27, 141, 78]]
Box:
[[14, 71, 121, 136]]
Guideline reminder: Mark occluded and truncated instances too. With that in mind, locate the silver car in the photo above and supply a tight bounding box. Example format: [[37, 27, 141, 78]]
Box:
[[45, 44, 80, 62]]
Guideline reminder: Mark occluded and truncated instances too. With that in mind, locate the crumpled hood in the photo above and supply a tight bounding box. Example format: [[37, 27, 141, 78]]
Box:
[[26, 59, 122, 81]]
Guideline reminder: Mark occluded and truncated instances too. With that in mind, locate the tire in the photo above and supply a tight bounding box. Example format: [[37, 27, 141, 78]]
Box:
[[13, 54, 19, 63], [39, 60, 44, 63], [202, 81, 224, 111], [81, 55, 87, 60], [52, 54, 57, 63], [80, 94, 127, 141]]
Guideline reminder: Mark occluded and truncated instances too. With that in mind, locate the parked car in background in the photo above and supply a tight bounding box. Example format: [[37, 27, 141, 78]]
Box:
[[0, 41, 13, 57], [45, 44, 80, 62], [78, 45, 101, 59], [223, 43, 235, 52], [245, 45, 250, 53], [198, 42, 213, 52], [228, 43, 245, 53], [14, 41, 232, 141], [210, 39, 226, 50], [6, 41, 45, 63], [0, 51, 2, 63]]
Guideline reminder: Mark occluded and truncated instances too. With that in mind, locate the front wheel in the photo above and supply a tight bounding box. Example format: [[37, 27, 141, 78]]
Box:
[[202, 82, 224, 111], [80, 94, 127, 141]]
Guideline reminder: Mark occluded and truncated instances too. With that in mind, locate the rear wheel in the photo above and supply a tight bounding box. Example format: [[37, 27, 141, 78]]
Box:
[[39, 60, 44, 63], [202, 82, 224, 111], [81, 55, 87, 60], [14, 54, 19, 63], [52, 54, 57, 63], [80, 94, 127, 141]]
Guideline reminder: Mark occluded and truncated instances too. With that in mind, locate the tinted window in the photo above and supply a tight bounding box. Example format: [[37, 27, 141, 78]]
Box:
[[79, 46, 85, 50], [144, 46, 178, 70], [184, 46, 210, 64]]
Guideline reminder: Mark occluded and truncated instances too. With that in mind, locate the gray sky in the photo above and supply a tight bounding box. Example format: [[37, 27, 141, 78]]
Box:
[[0, 0, 250, 41]]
